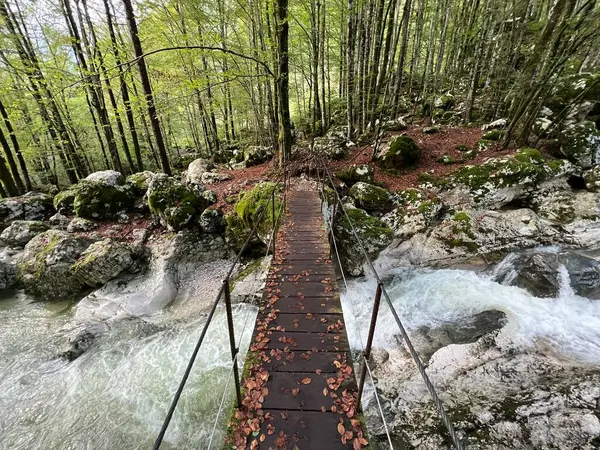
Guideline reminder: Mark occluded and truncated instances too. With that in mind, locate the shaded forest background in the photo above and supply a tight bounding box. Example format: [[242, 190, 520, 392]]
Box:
[[0, 0, 598, 195]]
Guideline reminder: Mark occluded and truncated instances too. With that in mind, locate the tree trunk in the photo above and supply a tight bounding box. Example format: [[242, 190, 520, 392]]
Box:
[[0, 98, 31, 190], [276, 0, 292, 164], [121, 0, 171, 175]]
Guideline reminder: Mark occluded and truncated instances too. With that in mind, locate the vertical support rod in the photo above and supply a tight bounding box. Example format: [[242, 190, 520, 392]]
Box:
[[328, 200, 338, 260], [223, 278, 243, 408], [357, 282, 383, 410], [271, 188, 276, 254]]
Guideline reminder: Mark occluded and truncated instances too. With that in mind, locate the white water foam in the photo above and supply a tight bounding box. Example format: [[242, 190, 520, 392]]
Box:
[[341, 266, 600, 365]]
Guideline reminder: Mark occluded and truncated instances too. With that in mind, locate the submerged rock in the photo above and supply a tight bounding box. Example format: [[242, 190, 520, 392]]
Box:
[[147, 174, 208, 231], [494, 250, 600, 299], [0, 192, 54, 228], [334, 207, 393, 276], [17, 229, 93, 300], [0, 220, 49, 247]]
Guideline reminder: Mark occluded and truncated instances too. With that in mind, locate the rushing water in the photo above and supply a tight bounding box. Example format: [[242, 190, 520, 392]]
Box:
[[0, 290, 257, 450], [341, 265, 600, 365]]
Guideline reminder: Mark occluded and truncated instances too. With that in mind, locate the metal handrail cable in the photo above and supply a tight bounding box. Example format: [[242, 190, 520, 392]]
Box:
[[153, 169, 287, 450], [318, 158, 465, 450]]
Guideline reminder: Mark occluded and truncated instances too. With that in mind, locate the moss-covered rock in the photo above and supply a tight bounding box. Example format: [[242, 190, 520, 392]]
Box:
[[423, 126, 440, 134], [477, 139, 494, 151], [382, 189, 443, 239], [53, 189, 76, 215], [126, 171, 155, 196], [73, 180, 134, 221], [67, 217, 99, 233], [334, 207, 393, 276], [515, 148, 544, 164], [185, 158, 214, 185], [0, 220, 49, 247], [558, 121, 600, 168], [313, 136, 349, 160], [199, 208, 225, 233], [17, 229, 93, 300], [377, 135, 421, 170], [347, 182, 391, 214], [234, 182, 281, 244], [548, 72, 600, 112], [382, 118, 407, 132], [224, 213, 263, 255], [0, 192, 54, 228], [434, 93, 455, 111], [440, 211, 479, 251], [71, 238, 133, 287], [336, 164, 375, 185], [243, 146, 275, 167], [147, 174, 208, 231], [483, 129, 503, 141], [462, 149, 478, 160]]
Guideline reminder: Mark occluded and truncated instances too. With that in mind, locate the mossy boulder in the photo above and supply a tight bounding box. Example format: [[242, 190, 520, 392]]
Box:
[[483, 129, 503, 141], [477, 139, 494, 151], [558, 121, 600, 168], [377, 135, 421, 170], [0, 220, 49, 247], [515, 148, 544, 164], [382, 189, 443, 239], [347, 182, 391, 214], [334, 207, 393, 276], [126, 171, 155, 196], [147, 174, 208, 231], [71, 238, 133, 287], [234, 182, 281, 245], [337, 164, 375, 185], [224, 213, 263, 255], [199, 208, 225, 233], [434, 93, 455, 111], [67, 217, 99, 233], [423, 126, 440, 134], [17, 229, 93, 300], [0, 192, 54, 228], [185, 158, 214, 185], [382, 118, 407, 132], [54, 189, 76, 214], [72, 171, 134, 220], [243, 146, 275, 167], [435, 154, 575, 209], [440, 211, 479, 252], [548, 72, 600, 112], [313, 136, 349, 160]]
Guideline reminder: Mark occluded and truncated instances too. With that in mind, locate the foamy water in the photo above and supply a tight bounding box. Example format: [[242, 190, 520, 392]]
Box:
[[341, 266, 600, 365]]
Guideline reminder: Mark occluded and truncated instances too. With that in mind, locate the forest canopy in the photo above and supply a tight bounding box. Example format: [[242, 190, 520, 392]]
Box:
[[0, 0, 598, 195]]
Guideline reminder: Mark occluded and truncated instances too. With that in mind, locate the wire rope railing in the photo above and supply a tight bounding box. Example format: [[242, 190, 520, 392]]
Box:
[[315, 152, 465, 450], [152, 168, 289, 450]]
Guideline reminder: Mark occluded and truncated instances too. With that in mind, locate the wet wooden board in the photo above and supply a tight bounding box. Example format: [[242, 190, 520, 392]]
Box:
[[234, 186, 367, 450]]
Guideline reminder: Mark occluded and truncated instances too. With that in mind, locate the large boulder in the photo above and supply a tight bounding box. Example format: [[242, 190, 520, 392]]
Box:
[[72, 238, 133, 287], [185, 158, 215, 185], [201, 171, 233, 184], [376, 135, 421, 171], [0, 255, 16, 290], [233, 182, 281, 245], [533, 190, 600, 224], [382, 189, 443, 239], [347, 182, 391, 214], [382, 118, 407, 132], [147, 174, 208, 231], [494, 250, 600, 299], [53, 189, 76, 215], [430, 151, 576, 210], [67, 217, 99, 233], [126, 171, 155, 195], [199, 208, 225, 233], [243, 146, 275, 167], [336, 164, 374, 185], [17, 229, 93, 300], [0, 192, 54, 228], [434, 93, 455, 111], [73, 171, 135, 220], [334, 207, 393, 276], [0, 220, 49, 247], [558, 121, 600, 168], [313, 136, 349, 160]]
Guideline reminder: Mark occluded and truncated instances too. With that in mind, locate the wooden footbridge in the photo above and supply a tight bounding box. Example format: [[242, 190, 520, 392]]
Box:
[[229, 185, 367, 449]]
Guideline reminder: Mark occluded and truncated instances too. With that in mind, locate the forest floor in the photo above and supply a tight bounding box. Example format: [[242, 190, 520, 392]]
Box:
[[210, 124, 518, 211]]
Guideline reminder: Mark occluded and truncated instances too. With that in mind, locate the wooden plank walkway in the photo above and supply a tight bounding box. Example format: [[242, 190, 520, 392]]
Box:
[[229, 184, 368, 450]]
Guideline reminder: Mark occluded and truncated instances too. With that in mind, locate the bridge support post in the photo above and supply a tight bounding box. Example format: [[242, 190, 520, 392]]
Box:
[[357, 281, 383, 411], [223, 278, 243, 409], [272, 189, 276, 254]]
